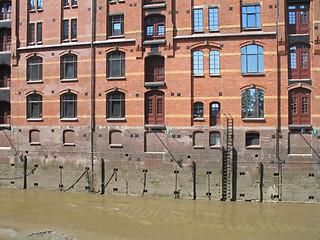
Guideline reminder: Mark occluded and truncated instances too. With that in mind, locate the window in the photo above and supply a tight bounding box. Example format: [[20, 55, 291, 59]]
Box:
[[27, 94, 42, 119], [29, 130, 40, 145], [289, 88, 311, 125], [37, 0, 43, 9], [60, 54, 77, 80], [37, 22, 42, 43], [0, 66, 10, 88], [107, 51, 125, 78], [193, 9, 203, 31], [193, 51, 203, 75], [0, 3, 12, 20], [246, 132, 260, 147], [63, 0, 69, 7], [242, 5, 261, 29], [28, 23, 35, 44], [287, 4, 309, 34], [145, 15, 165, 40], [241, 88, 264, 118], [106, 91, 125, 119], [241, 45, 263, 74], [27, 56, 43, 82], [193, 102, 204, 119], [193, 131, 204, 148], [63, 130, 75, 146], [60, 92, 77, 119], [30, 0, 42, 11], [289, 45, 310, 79], [145, 90, 165, 125], [109, 15, 124, 37], [71, 0, 77, 6], [209, 8, 219, 31], [63, 19, 77, 41], [210, 102, 220, 126], [0, 30, 10, 51], [209, 132, 220, 146], [0, 101, 10, 124], [30, 0, 35, 10], [145, 56, 164, 82], [144, 0, 165, 4], [209, 50, 220, 75]]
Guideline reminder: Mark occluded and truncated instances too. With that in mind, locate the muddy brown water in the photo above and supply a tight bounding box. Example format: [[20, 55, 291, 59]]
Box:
[[0, 188, 319, 240]]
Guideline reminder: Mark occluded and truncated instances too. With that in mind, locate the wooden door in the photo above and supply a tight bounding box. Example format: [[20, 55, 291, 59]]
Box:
[[289, 88, 311, 125], [145, 91, 164, 124], [287, 4, 309, 35]]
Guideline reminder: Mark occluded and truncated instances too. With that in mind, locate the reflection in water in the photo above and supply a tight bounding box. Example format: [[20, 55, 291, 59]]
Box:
[[0, 188, 319, 240]]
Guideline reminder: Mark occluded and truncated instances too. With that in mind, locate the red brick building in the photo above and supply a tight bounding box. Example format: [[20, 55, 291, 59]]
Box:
[[3, 0, 319, 200]]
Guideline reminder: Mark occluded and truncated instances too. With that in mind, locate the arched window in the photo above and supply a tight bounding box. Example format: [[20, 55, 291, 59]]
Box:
[[27, 56, 42, 82], [106, 91, 125, 119], [193, 51, 203, 75], [63, 129, 75, 146], [209, 50, 220, 75], [145, 56, 164, 82], [107, 51, 125, 78], [145, 15, 165, 40], [193, 102, 204, 119], [241, 45, 263, 74], [29, 129, 40, 145], [60, 92, 77, 119], [60, 54, 77, 80], [210, 102, 220, 126], [27, 93, 42, 119], [289, 44, 310, 79], [241, 88, 264, 118]]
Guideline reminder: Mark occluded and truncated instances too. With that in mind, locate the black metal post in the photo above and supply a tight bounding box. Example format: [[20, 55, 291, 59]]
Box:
[[23, 155, 27, 189], [101, 158, 105, 194], [59, 166, 63, 191], [174, 170, 179, 199], [192, 161, 196, 200], [259, 162, 264, 202]]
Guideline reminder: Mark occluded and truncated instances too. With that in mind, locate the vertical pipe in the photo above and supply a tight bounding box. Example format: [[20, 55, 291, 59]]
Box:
[[101, 158, 105, 194], [23, 155, 27, 189], [90, 0, 97, 192], [192, 161, 196, 200]]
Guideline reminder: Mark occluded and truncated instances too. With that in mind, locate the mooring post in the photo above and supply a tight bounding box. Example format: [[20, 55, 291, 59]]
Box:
[[206, 171, 212, 200], [142, 169, 148, 194], [59, 166, 63, 191], [101, 158, 105, 195], [192, 161, 196, 200], [23, 155, 27, 189], [259, 162, 264, 202], [174, 170, 179, 199]]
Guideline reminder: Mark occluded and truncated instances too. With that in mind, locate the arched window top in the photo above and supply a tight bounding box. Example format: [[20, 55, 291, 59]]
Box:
[[107, 91, 125, 99], [27, 56, 43, 63], [241, 44, 263, 54], [107, 51, 125, 58]]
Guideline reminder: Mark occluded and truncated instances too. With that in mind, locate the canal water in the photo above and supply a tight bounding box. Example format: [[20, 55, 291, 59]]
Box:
[[0, 188, 319, 240]]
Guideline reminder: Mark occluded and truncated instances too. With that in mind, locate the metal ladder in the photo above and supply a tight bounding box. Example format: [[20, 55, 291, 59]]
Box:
[[222, 114, 234, 201]]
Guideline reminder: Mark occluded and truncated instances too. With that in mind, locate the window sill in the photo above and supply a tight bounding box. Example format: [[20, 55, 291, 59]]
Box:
[[63, 143, 75, 146], [193, 74, 204, 77], [29, 9, 36, 13], [36, 41, 43, 45], [62, 39, 69, 43], [37, 8, 43, 12], [210, 145, 222, 149], [143, 40, 166, 45], [143, 3, 166, 9], [246, 145, 261, 149], [108, 35, 125, 39], [28, 42, 35, 46], [118, 0, 125, 3], [209, 73, 221, 77], [71, 5, 78, 8], [27, 118, 43, 122], [242, 118, 265, 121], [30, 142, 41, 146], [27, 80, 43, 84], [193, 117, 205, 121], [63, 6, 70, 9], [109, 143, 123, 148], [60, 78, 78, 82], [144, 81, 166, 87], [109, 0, 116, 4], [145, 125, 166, 130], [71, 38, 77, 42], [242, 27, 262, 31], [60, 118, 78, 122], [107, 118, 126, 122], [106, 76, 126, 81], [193, 30, 204, 33], [209, 29, 219, 33], [242, 73, 265, 76], [288, 125, 312, 130], [193, 145, 205, 149], [289, 78, 311, 81]]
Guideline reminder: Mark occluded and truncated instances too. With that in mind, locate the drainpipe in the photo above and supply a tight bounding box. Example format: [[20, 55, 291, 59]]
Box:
[[275, 0, 283, 201], [90, 0, 96, 192]]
